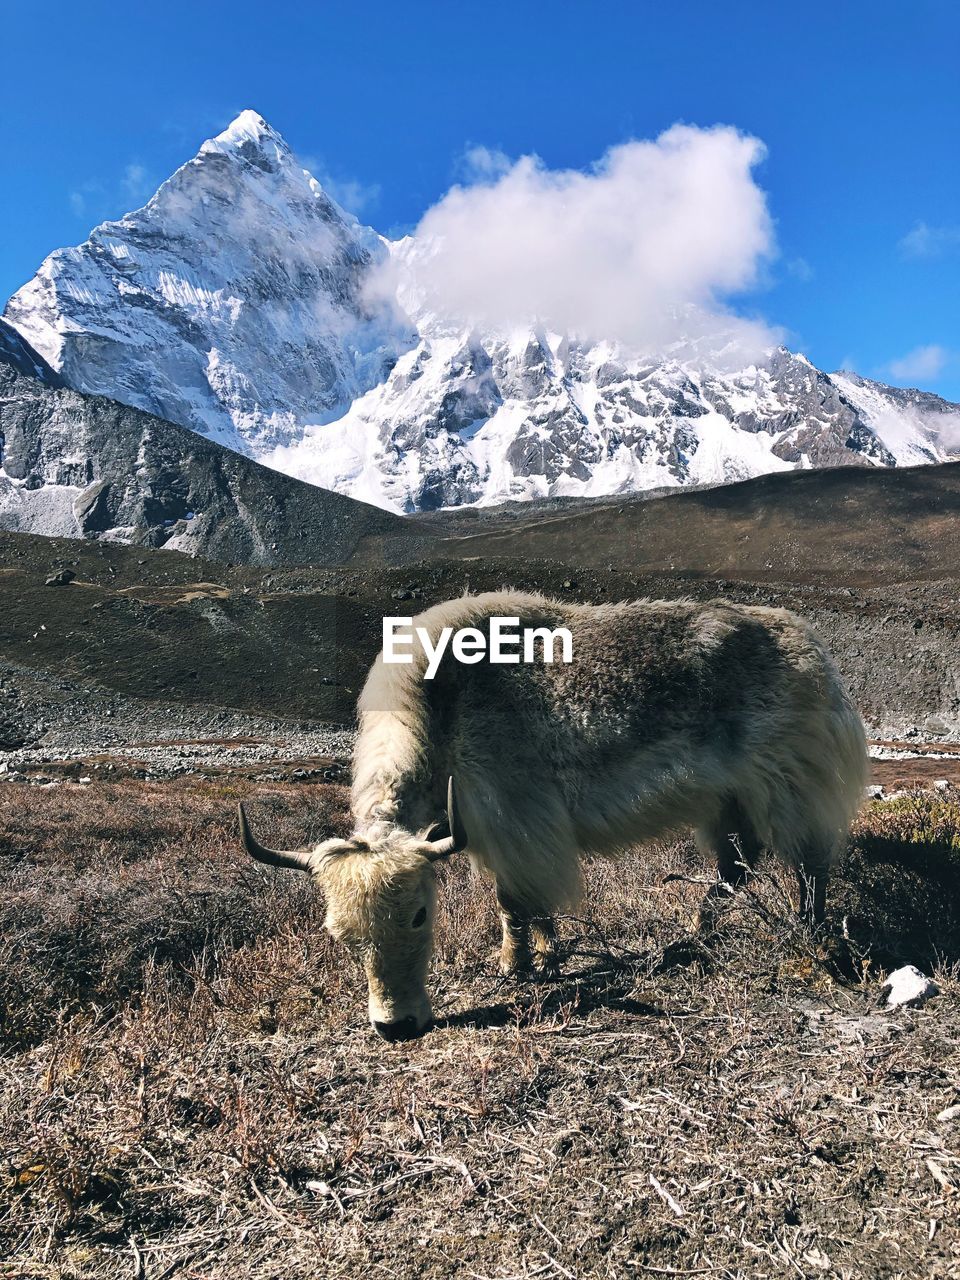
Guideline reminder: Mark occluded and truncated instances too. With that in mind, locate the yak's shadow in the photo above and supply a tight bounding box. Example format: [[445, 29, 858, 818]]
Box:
[[433, 938, 707, 1032]]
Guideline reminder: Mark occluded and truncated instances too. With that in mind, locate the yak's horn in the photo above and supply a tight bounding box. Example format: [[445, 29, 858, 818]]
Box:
[[238, 803, 316, 873], [425, 777, 469, 861]]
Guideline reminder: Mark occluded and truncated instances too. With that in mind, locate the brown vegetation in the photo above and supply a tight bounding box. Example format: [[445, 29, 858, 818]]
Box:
[[1, 779, 958, 1278]]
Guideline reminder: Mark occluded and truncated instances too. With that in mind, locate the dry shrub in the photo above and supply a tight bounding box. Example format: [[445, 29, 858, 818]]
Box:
[[836, 793, 960, 969], [0, 779, 350, 1047]]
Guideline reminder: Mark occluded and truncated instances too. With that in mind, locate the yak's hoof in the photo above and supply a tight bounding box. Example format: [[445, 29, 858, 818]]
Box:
[[499, 952, 533, 979], [533, 950, 561, 978], [500, 946, 560, 981]]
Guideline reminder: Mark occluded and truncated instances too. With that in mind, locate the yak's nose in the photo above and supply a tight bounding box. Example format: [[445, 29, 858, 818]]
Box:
[[372, 1015, 425, 1042]]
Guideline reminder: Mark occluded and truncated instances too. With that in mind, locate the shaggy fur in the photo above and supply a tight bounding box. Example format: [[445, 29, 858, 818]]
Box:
[[353, 591, 868, 914], [255, 591, 868, 1038]]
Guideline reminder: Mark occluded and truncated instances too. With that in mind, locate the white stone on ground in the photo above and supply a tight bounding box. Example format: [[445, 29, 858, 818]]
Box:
[[879, 965, 939, 1008]]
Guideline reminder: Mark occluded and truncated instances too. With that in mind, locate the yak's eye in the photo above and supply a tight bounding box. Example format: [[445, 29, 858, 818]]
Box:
[[411, 906, 427, 929]]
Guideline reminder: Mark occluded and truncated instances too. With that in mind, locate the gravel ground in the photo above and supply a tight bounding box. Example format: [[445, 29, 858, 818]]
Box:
[[0, 658, 354, 781]]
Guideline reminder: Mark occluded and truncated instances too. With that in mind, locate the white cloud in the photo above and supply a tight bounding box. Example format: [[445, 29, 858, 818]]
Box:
[[121, 163, 154, 203], [301, 154, 381, 215], [899, 221, 960, 259], [319, 174, 381, 215], [459, 145, 513, 182], [786, 256, 813, 282], [888, 343, 949, 383], [68, 163, 156, 222], [371, 124, 780, 364]]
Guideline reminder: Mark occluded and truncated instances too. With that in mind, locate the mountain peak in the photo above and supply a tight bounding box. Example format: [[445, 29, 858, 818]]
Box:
[[2, 107, 402, 456], [201, 109, 290, 160]]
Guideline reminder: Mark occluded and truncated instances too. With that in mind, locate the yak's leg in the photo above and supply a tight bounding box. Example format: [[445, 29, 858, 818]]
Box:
[[496, 886, 559, 978], [694, 800, 761, 933], [497, 886, 533, 976], [796, 850, 831, 926], [530, 914, 559, 977]]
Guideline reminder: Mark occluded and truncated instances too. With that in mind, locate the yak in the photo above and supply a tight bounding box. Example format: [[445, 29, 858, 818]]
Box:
[[239, 590, 867, 1041]]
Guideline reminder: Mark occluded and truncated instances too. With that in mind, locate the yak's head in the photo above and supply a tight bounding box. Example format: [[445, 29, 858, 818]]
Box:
[[238, 780, 467, 1041]]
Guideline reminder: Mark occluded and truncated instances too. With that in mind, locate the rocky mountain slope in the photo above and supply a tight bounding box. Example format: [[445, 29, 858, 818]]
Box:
[[0, 319, 63, 385], [5, 111, 960, 513], [0, 319, 403, 564], [2, 470, 960, 748], [402, 457, 960, 586]]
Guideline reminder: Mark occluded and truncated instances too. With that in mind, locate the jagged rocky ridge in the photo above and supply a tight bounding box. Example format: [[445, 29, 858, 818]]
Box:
[[0, 319, 403, 564], [5, 111, 960, 514]]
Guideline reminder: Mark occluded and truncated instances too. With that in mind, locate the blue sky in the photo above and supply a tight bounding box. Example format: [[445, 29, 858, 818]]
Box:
[[2, 0, 958, 397]]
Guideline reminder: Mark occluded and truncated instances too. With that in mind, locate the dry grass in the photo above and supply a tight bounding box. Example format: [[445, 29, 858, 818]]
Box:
[[1, 779, 959, 1279]]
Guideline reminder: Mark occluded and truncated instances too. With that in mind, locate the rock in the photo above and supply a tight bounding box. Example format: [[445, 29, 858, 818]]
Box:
[[879, 965, 939, 1009], [865, 784, 884, 799], [933, 779, 951, 791], [44, 569, 75, 586]]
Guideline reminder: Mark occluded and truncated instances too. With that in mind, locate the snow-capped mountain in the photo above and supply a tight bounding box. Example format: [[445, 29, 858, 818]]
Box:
[[6, 111, 960, 514], [5, 111, 409, 457], [263, 330, 960, 511]]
